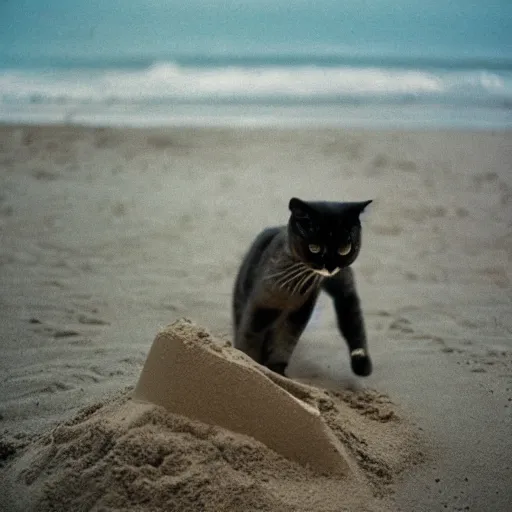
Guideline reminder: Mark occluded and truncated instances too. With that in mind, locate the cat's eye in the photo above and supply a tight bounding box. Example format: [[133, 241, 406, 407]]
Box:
[[338, 243, 352, 256], [308, 244, 321, 254]]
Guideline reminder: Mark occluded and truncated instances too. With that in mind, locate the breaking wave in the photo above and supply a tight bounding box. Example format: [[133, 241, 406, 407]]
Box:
[[1, 62, 511, 107]]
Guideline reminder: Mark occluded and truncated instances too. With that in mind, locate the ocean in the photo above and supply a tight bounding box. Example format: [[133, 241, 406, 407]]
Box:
[[1, 0, 511, 129]]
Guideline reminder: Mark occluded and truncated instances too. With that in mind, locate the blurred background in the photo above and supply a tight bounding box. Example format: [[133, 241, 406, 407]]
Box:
[[1, 0, 511, 128]]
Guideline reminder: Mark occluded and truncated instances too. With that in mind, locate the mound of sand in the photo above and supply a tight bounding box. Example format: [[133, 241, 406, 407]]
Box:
[[2, 320, 423, 512], [134, 319, 352, 475]]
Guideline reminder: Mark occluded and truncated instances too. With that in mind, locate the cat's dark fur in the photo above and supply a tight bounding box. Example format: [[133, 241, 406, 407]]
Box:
[[233, 197, 372, 377]]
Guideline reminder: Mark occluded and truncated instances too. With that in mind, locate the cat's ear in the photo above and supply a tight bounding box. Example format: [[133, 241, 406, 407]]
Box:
[[289, 197, 311, 218], [355, 200, 373, 214]]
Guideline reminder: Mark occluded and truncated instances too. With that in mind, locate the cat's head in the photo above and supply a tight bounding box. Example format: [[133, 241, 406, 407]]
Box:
[[287, 197, 372, 276]]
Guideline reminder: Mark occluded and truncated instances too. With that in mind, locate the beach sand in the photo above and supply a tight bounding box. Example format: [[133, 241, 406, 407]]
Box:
[[0, 124, 511, 510], [2, 320, 421, 511]]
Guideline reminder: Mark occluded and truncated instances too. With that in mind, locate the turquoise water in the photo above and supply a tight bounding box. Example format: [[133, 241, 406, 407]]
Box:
[[1, 0, 511, 128]]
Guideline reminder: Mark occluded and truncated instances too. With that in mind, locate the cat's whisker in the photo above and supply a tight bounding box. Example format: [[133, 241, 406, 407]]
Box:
[[309, 274, 322, 291], [308, 272, 322, 291], [275, 261, 304, 272], [290, 273, 307, 295], [277, 271, 308, 291], [266, 261, 305, 277], [278, 267, 310, 291], [292, 270, 316, 295], [273, 264, 308, 285], [265, 262, 305, 280], [276, 268, 307, 285]]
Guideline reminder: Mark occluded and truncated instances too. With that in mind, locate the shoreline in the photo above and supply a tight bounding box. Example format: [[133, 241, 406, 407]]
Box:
[[1, 101, 512, 131], [2, 120, 512, 136]]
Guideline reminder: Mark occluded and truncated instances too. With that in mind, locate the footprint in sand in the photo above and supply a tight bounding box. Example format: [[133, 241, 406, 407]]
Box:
[[28, 320, 83, 339], [27, 321, 68, 337], [389, 317, 414, 334], [53, 329, 80, 338], [77, 314, 110, 326], [31, 168, 59, 181], [396, 160, 417, 172]]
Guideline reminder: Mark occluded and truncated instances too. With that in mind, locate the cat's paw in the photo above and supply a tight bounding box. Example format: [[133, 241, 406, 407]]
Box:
[[265, 362, 288, 376], [350, 349, 372, 377]]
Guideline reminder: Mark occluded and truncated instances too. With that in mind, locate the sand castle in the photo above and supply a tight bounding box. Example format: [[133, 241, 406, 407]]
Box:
[[133, 319, 352, 475]]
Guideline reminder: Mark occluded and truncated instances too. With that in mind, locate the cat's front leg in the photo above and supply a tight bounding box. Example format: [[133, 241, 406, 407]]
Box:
[[322, 268, 372, 377], [235, 307, 282, 365], [263, 291, 320, 376]]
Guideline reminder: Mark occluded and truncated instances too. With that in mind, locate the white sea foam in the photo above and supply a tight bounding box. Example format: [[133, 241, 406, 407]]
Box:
[[0, 63, 510, 106]]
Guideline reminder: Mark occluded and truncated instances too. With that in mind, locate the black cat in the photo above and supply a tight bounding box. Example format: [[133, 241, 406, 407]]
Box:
[[233, 197, 372, 377]]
